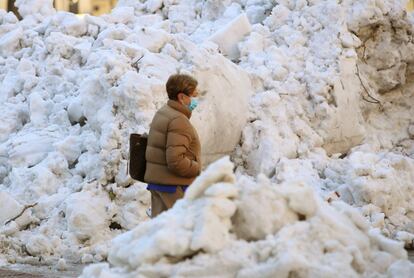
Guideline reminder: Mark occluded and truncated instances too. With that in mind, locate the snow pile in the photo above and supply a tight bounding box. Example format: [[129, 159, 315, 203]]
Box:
[[81, 157, 414, 277], [0, 0, 414, 273], [324, 150, 414, 246], [0, 0, 250, 265], [232, 0, 414, 173], [108, 157, 237, 268], [227, 0, 414, 243], [121, 0, 414, 254]]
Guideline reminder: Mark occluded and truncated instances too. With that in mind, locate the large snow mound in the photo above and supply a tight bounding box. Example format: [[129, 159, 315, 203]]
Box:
[[0, 0, 413, 274], [0, 0, 251, 265], [81, 157, 414, 277]]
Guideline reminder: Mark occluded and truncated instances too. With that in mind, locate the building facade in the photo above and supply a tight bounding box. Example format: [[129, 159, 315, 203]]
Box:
[[408, 0, 414, 11], [0, 0, 117, 15], [1, 1, 414, 17]]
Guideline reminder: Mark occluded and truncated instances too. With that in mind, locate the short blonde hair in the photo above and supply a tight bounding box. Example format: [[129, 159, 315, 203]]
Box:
[[166, 74, 198, 100]]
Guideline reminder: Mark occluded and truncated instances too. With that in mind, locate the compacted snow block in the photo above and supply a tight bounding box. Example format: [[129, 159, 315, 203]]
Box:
[[322, 57, 366, 154], [208, 13, 252, 60], [187, 44, 251, 166]]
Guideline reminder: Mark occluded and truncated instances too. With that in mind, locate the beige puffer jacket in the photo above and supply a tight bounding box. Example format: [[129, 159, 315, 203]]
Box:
[[144, 100, 201, 186]]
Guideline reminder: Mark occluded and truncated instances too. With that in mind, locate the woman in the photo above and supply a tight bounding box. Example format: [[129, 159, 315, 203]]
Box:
[[144, 74, 201, 217]]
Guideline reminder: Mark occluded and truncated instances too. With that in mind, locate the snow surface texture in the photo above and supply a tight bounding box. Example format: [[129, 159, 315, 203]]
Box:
[[226, 0, 414, 246], [0, 0, 413, 275], [0, 0, 250, 265], [81, 157, 414, 277]]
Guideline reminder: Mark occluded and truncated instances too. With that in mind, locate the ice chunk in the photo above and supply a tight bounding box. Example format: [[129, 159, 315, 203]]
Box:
[[0, 28, 23, 56], [15, 0, 55, 18], [208, 13, 252, 60], [26, 234, 53, 256], [0, 192, 24, 225], [187, 44, 252, 166], [65, 190, 111, 242]]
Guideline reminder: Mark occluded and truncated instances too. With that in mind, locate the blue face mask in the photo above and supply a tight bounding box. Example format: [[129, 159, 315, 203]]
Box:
[[188, 98, 198, 111]]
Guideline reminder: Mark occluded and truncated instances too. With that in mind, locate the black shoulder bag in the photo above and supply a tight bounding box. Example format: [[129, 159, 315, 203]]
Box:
[[128, 133, 148, 182]]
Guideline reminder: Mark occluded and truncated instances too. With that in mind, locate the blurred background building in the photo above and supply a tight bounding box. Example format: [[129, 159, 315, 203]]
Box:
[[408, 0, 414, 11], [0, 0, 413, 16], [0, 0, 118, 16]]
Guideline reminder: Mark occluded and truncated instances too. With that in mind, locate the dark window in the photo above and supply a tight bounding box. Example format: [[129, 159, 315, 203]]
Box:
[[69, 0, 79, 14], [7, 0, 21, 19]]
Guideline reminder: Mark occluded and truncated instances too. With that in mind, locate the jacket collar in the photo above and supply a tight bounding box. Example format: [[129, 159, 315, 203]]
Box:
[[167, 100, 192, 119]]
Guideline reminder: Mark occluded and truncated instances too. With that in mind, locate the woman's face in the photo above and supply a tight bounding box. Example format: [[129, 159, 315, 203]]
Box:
[[178, 89, 198, 106]]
